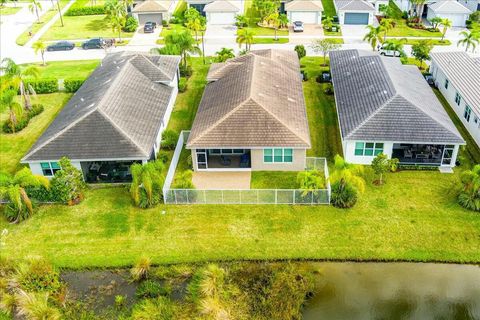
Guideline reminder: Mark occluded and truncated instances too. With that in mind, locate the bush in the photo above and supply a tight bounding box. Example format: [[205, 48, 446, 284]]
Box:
[[398, 164, 438, 171], [162, 19, 168, 27], [179, 64, 192, 77], [330, 180, 358, 208], [178, 77, 187, 92], [300, 70, 308, 81], [50, 157, 87, 205], [65, 5, 105, 16], [29, 104, 44, 117], [157, 150, 170, 164], [64, 78, 86, 93], [160, 130, 179, 150], [131, 256, 151, 281], [16, 258, 62, 293], [25, 185, 55, 202], [324, 83, 333, 95], [136, 280, 170, 299], [24, 78, 58, 94], [2, 104, 44, 134], [123, 16, 138, 32], [294, 45, 306, 59], [131, 297, 174, 320]]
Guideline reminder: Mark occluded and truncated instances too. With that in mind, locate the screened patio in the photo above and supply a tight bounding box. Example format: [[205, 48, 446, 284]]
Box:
[[196, 149, 251, 170], [392, 144, 456, 166]]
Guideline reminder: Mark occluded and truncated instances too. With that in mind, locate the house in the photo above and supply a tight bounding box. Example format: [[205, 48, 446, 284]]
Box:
[[334, 0, 385, 25], [329, 49, 465, 169], [186, 50, 311, 172], [22, 52, 181, 183], [132, 0, 176, 25], [430, 52, 480, 148], [186, 0, 243, 25], [427, 1, 472, 27], [285, 0, 323, 24]]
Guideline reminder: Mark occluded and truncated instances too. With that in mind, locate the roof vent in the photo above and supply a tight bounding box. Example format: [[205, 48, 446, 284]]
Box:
[[287, 97, 295, 102], [383, 90, 388, 94], [80, 98, 85, 102]]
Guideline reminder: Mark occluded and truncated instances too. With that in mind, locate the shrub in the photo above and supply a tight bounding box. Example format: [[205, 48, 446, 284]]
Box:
[[114, 295, 126, 308], [457, 165, 480, 212], [160, 130, 179, 150], [131, 296, 174, 320], [157, 150, 170, 164], [64, 78, 85, 93], [324, 83, 333, 95], [25, 185, 54, 202], [2, 104, 44, 134], [29, 104, 44, 117], [15, 290, 62, 320], [179, 64, 192, 77], [123, 16, 138, 32], [131, 256, 151, 281], [178, 77, 187, 92], [65, 5, 105, 16], [162, 20, 169, 27], [24, 78, 58, 94], [294, 45, 306, 59], [300, 70, 308, 81], [136, 280, 170, 299], [16, 259, 62, 293], [50, 157, 86, 205], [330, 180, 358, 208]]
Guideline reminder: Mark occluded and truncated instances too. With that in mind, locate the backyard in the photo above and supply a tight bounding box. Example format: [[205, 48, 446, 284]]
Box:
[[20, 60, 100, 79]]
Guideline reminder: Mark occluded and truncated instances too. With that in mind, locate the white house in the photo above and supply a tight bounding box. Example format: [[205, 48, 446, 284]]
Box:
[[22, 52, 181, 183], [430, 52, 480, 148], [427, 1, 472, 27], [187, 0, 243, 25], [330, 50, 465, 170], [131, 0, 176, 25], [285, 0, 324, 24], [334, 0, 377, 25]]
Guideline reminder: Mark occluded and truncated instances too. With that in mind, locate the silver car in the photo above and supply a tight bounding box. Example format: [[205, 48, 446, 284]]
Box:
[[293, 21, 304, 32]]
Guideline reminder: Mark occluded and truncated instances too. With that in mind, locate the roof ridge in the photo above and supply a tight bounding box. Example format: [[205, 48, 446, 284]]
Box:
[[139, 54, 172, 81]]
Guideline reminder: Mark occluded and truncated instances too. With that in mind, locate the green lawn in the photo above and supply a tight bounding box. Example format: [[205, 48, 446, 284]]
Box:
[[238, 26, 289, 37], [388, 19, 442, 37], [16, 0, 70, 45], [251, 172, 300, 189], [250, 37, 289, 44], [0, 93, 72, 173], [402, 38, 451, 45], [39, 15, 135, 41], [324, 29, 343, 36], [20, 60, 100, 79], [321, 0, 337, 17], [323, 37, 344, 44], [0, 6, 21, 15]]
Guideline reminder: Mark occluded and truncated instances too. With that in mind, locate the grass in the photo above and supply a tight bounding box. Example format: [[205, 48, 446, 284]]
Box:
[[324, 29, 342, 36], [20, 60, 100, 79], [402, 38, 451, 46], [39, 15, 135, 41], [387, 20, 442, 37], [321, 0, 337, 17], [238, 26, 289, 37], [0, 93, 72, 174], [0, 6, 21, 15], [323, 37, 344, 44], [16, 0, 70, 45], [401, 57, 428, 70], [251, 172, 300, 189], [250, 37, 289, 44]]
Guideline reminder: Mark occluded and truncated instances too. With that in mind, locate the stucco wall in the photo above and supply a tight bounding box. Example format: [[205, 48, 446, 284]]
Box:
[[28, 161, 82, 179], [250, 149, 306, 171], [343, 141, 394, 165], [154, 75, 178, 157]]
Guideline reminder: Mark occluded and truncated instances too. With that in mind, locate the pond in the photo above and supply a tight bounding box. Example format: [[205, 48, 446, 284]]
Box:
[[303, 262, 480, 320]]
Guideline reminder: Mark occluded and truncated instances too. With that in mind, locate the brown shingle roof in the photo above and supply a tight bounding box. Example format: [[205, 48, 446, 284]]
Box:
[[132, 0, 172, 12], [187, 50, 311, 148]]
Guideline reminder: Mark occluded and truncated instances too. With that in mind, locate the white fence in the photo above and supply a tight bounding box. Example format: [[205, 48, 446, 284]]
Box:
[[162, 130, 331, 205]]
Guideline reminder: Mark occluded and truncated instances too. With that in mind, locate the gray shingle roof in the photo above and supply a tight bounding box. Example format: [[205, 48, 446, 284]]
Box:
[[334, 0, 375, 11], [329, 50, 464, 144], [187, 50, 311, 149], [22, 52, 180, 162], [430, 51, 480, 114], [428, 1, 472, 13]]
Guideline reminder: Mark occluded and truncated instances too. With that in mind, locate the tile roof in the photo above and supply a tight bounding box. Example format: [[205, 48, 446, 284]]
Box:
[[329, 50, 464, 144], [285, 0, 324, 11], [187, 50, 311, 148], [23, 52, 181, 162], [203, 0, 240, 12], [430, 51, 480, 114], [428, 0, 472, 13], [334, 0, 375, 11], [132, 0, 172, 12]]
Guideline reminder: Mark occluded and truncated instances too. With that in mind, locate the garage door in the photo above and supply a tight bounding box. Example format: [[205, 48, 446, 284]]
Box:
[[208, 12, 236, 25], [138, 13, 163, 25], [290, 11, 318, 24], [344, 12, 369, 25], [439, 13, 466, 27]]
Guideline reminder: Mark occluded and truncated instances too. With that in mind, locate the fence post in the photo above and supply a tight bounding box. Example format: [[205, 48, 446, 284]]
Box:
[[174, 190, 177, 205], [275, 189, 277, 204], [293, 190, 296, 205], [185, 189, 189, 204]]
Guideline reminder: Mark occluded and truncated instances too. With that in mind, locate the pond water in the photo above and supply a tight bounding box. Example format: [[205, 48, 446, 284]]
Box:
[[303, 262, 480, 320]]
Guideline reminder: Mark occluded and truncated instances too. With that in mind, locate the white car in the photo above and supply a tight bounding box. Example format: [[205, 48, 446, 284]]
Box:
[[378, 45, 401, 57], [293, 21, 304, 32]]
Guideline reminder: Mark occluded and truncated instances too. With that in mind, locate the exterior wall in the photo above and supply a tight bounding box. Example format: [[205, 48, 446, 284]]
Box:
[[343, 140, 394, 165], [28, 161, 82, 179], [338, 10, 375, 24], [287, 11, 322, 24], [426, 10, 469, 27], [430, 61, 480, 148], [250, 148, 306, 171]]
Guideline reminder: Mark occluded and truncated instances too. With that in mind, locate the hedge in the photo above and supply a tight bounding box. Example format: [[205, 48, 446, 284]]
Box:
[[398, 164, 439, 171], [64, 78, 86, 93], [24, 78, 59, 94], [65, 5, 105, 16], [2, 104, 44, 134]]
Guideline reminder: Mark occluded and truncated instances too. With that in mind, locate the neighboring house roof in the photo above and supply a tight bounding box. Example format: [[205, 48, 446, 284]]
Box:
[[334, 0, 375, 11], [204, 0, 240, 12], [329, 50, 464, 144], [187, 50, 311, 149], [132, 0, 172, 13], [285, 0, 324, 11], [431, 51, 480, 114], [23, 52, 181, 162], [428, 0, 472, 13]]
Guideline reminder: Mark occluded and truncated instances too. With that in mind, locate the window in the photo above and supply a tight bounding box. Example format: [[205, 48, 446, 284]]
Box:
[[464, 105, 472, 122], [40, 162, 61, 176], [209, 149, 244, 155], [354, 142, 384, 156], [263, 148, 293, 163], [444, 79, 449, 89], [455, 92, 461, 106]]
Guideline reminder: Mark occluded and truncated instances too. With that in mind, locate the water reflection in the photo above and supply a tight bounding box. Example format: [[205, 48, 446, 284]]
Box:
[[303, 263, 480, 320]]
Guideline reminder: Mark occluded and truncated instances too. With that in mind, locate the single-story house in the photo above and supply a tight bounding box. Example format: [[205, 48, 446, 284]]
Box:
[[22, 52, 181, 183], [132, 0, 175, 25], [329, 49, 465, 169], [427, 1, 472, 27], [430, 52, 480, 148], [186, 49, 311, 172], [394, 0, 477, 21], [186, 0, 213, 14], [204, 0, 242, 25], [334, 0, 377, 24], [285, 0, 323, 24]]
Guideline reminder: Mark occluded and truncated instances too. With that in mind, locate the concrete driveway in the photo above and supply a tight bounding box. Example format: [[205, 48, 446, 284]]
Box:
[[289, 24, 324, 44], [127, 25, 162, 50]]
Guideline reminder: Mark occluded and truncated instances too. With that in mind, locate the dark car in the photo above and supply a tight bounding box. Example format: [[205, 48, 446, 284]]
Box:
[[143, 21, 156, 33], [81, 38, 106, 50], [46, 41, 75, 51]]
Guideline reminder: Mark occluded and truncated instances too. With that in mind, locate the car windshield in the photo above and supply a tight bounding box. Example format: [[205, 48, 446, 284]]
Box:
[[294, 21, 302, 26]]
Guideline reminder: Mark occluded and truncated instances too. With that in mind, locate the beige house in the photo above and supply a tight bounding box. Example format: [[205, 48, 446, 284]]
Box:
[[186, 49, 311, 172]]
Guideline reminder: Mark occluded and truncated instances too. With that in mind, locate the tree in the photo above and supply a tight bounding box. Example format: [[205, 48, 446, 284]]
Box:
[[297, 170, 325, 195], [105, 0, 127, 41], [440, 18, 452, 41], [458, 164, 480, 212], [294, 44, 306, 59], [0, 88, 23, 133], [411, 39, 433, 69], [50, 157, 86, 205], [185, 16, 205, 41], [382, 38, 407, 57], [215, 47, 235, 62], [371, 153, 390, 185], [159, 31, 201, 68], [278, 13, 288, 28], [411, 0, 427, 17], [130, 160, 165, 208], [429, 16, 442, 29], [310, 39, 341, 66], [253, 0, 280, 22], [32, 40, 46, 66], [380, 18, 394, 42], [363, 25, 384, 51], [0, 168, 49, 223], [330, 154, 366, 193], [457, 30, 479, 53], [237, 28, 254, 51], [1, 58, 40, 111], [265, 12, 280, 40], [235, 14, 248, 28], [183, 6, 201, 23], [322, 16, 334, 30], [29, 0, 42, 23]]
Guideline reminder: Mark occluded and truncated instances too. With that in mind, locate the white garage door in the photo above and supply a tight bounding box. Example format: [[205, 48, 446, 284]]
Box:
[[208, 12, 236, 25], [439, 13, 467, 27], [138, 13, 163, 25], [290, 11, 318, 24]]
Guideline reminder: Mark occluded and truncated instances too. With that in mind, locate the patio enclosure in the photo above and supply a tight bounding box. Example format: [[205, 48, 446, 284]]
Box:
[[196, 149, 251, 170], [81, 160, 139, 183], [392, 144, 456, 166]]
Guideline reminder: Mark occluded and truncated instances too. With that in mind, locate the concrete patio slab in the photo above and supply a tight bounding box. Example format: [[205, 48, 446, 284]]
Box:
[[192, 171, 251, 190]]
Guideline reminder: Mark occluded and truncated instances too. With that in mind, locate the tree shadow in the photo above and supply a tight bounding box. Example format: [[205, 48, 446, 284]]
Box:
[[85, 16, 110, 32]]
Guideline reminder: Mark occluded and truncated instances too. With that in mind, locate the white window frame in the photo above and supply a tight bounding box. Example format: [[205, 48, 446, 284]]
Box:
[[40, 161, 61, 177], [464, 105, 472, 122], [455, 92, 461, 106], [263, 148, 293, 163], [354, 142, 384, 157]]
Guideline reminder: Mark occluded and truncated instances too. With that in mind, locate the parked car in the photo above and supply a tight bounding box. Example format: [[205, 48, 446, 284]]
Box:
[[424, 74, 435, 86], [46, 41, 75, 51], [378, 45, 401, 57], [293, 21, 304, 32], [82, 38, 107, 50], [143, 21, 156, 33]]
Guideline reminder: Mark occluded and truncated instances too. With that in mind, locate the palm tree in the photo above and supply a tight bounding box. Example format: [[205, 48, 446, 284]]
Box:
[[382, 38, 407, 57], [265, 12, 281, 41], [237, 28, 254, 51], [32, 40, 46, 66], [105, 0, 126, 41], [411, 0, 427, 17], [330, 155, 366, 193], [162, 31, 201, 68], [322, 16, 334, 30], [279, 13, 288, 29], [29, 0, 42, 23], [440, 18, 452, 41], [0, 168, 49, 223], [185, 16, 204, 41], [1, 58, 40, 111], [457, 30, 479, 52], [380, 18, 394, 42], [458, 164, 480, 211], [130, 161, 164, 208], [363, 25, 384, 51], [0, 88, 23, 132], [215, 48, 235, 62]]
